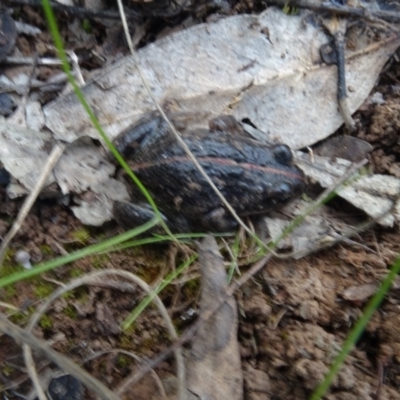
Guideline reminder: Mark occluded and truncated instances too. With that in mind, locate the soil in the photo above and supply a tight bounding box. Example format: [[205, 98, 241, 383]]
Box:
[[1, 1, 400, 400]]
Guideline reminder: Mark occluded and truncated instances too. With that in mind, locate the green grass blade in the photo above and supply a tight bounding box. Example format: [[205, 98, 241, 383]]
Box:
[[0, 218, 158, 288], [310, 255, 400, 400], [122, 254, 197, 330], [40, 0, 175, 238]]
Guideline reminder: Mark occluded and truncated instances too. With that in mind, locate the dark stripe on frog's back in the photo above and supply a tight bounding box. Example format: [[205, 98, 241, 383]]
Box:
[[130, 156, 304, 181], [132, 130, 281, 167], [131, 157, 302, 216], [130, 123, 302, 179], [178, 132, 280, 167]]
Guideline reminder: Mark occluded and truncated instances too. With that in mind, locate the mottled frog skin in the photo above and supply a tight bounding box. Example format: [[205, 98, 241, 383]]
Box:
[[113, 113, 305, 232]]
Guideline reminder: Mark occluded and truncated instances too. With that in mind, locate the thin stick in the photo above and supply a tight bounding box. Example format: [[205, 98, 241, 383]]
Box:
[[0, 143, 66, 266], [4, 56, 63, 66], [266, 0, 400, 24], [24, 346, 47, 400]]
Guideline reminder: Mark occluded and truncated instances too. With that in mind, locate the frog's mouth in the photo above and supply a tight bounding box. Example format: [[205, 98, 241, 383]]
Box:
[[132, 156, 305, 181]]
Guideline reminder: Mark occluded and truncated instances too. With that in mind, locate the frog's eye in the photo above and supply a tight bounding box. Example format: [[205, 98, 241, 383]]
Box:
[[272, 145, 293, 165]]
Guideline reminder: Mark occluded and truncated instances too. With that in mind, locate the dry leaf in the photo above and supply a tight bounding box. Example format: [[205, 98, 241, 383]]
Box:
[[187, 235, 243, 400], [44, 8, 400, 149]]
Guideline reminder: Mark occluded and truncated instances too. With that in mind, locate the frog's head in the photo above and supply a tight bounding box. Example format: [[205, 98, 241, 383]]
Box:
[[265, 144, 305, 202]]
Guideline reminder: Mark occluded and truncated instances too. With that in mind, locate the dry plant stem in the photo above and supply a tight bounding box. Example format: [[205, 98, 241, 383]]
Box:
[[265, 0, 400, 23], [66, 50, 85, 85], [21, 270, 184, 399], [0, 74, 70, 94], [115, 0, 256, 242], [334, 30, 355, 129], [322, 16, 355, 129], [118, 253, 272, 388], [83, 349, 168, 399], [4, 56, 64, 66], [24, 345, 47, 400], [0, 301, 19, 312], [0, 143, 66, 266], [0, 313, 120, 400]]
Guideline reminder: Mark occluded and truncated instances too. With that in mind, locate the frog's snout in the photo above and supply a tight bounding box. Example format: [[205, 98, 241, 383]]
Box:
[[272, 144, 293, 165]]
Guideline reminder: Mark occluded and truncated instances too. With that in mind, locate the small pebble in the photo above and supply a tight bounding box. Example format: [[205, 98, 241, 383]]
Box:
[[14, 250, 32, 269]]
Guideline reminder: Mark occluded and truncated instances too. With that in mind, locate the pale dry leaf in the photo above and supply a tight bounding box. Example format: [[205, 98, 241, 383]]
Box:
[[263, 199, 354, 258], [295, 152, 400, 226], [0, 122, 128, 224], [26, 101, 45, 131], [43, 7, 400, 149], [53, 138, 116, 194], [0, 122, 54, 192]]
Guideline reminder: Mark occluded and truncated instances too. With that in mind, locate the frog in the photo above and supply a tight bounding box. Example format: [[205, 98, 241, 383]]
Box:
[[112, 112, 305, 233]]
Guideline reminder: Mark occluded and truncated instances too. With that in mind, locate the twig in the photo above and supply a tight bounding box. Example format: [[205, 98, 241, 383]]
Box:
[[321, 17, 355, 129], [4, 56, 63, 65], [66, 50, 85, 85], [265, 0, 400, 24], [24, 345, 47, 400]]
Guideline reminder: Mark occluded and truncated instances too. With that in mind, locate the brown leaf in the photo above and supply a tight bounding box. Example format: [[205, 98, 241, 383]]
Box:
[[186, 235, 243, 400]]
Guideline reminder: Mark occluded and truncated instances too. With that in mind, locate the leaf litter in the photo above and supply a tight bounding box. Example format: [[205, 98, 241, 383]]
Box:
[[1, 1, 400, 399]]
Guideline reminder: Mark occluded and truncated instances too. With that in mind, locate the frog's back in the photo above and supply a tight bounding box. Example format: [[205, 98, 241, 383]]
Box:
[[130, 131, 304, 218]]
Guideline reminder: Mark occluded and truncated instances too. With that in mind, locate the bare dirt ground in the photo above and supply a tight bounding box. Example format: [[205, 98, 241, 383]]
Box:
[[1, 1, 400, 399]]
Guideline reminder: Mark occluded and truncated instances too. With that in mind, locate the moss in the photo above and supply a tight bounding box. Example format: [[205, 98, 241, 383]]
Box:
[[39, 315, 53, 329], [116, 354, 131, 368], [39, 244, 54, 255], [91, 253, 110, 269], [33, 281, 55, 298], [82, 19, 92, 33], [0, 255, 23, 280], [2, 365, 14, 377], [61, 291, 76, 300], [69, 267, 84, 278], [180, 276, 200, 299], [63, 304, 78, 319], [9, 310, 31, 326], [282, 4, 299, 15], [0, 255, 24, 300], [118, 332, 134, 350], [70, 227, 91, 245], [60, 286, 89, 305], [1, 284, 18, 299]]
